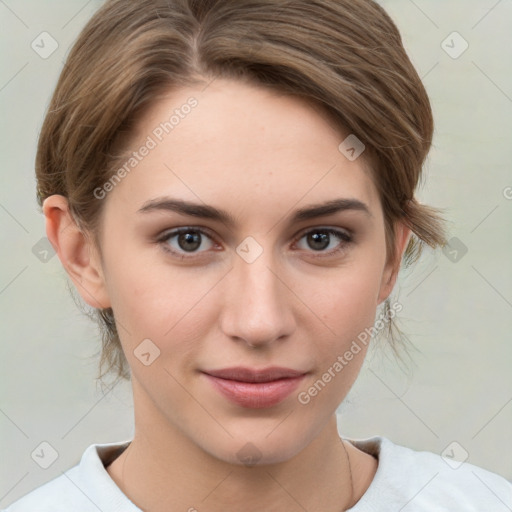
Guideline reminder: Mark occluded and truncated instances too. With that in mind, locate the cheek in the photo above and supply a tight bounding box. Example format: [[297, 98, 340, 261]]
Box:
[[295, 267, 383, 417], [309, 256, 385, 338], [103, 250, 221, 352], [102, 223, 386, 361]]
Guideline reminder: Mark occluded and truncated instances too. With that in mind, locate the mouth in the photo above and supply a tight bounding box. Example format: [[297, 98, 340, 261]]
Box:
[[201, 366, 307, 409]]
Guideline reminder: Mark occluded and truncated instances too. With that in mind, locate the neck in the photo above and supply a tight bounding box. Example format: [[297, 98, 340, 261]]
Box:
[[106, 380, 376, 512]]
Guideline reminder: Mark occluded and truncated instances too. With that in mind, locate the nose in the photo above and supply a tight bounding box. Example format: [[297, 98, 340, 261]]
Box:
[[219, 247, 296, 349]]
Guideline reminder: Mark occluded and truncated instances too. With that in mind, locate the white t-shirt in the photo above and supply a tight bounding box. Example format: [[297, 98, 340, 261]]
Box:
[[3, 436, 511, 511]]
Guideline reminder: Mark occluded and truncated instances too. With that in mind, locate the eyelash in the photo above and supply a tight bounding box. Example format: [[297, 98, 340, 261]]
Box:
[[156, 226, 353, 261]]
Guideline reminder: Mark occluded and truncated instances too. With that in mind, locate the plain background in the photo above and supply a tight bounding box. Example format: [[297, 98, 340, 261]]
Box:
[[1, 0, 511, 507]]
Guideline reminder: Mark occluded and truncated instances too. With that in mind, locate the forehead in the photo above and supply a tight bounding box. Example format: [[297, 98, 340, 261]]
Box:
[[105, 78, 381, 222]]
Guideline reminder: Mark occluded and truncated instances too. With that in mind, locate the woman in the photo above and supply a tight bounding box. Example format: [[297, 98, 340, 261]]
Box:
[[4, 0, 511, 510]]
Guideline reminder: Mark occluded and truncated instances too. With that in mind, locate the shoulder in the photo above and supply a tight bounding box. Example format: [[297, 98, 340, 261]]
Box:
[[345, 435, 512, 511], [2, 440, 138, 512], [2, 464, 86, 512]]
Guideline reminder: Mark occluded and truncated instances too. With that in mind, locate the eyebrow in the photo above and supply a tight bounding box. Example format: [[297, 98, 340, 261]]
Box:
[[137, 196, 372, 227]]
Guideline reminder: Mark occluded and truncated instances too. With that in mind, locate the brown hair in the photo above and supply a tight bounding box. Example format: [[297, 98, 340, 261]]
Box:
[[36, 0, 447, 384]]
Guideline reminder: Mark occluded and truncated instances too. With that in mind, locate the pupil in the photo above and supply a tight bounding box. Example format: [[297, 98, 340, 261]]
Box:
[[179, 231, 201, 251], [309, 231, 329, 251]]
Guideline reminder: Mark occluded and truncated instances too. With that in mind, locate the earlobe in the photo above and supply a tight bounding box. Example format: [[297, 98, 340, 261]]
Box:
[[43, 195, 111, 309], [377, 221, 412, 305]]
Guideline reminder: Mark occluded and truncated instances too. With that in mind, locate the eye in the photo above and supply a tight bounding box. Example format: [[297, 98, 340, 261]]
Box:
[[157, 227, 217, 258], [293, 228, 353, 257], [156, 226, 353, 261]]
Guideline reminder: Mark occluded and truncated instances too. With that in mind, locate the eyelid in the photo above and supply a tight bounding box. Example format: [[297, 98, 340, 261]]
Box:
[[156, 226, 220, 259], [291, 226, 353, 257], [157, 225, 218, 240], [156, 225, 353, 259], [293, 225, 352, 242]]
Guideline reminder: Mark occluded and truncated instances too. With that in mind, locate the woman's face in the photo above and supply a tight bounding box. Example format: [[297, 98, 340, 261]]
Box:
[[90, 78, 406, 465]]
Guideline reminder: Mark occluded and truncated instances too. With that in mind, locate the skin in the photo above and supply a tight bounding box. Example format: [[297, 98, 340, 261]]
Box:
[[44, 77, 411, 511]]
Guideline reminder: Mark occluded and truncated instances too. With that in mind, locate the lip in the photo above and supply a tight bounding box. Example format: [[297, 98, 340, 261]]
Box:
[[202, 366, 307, 409]]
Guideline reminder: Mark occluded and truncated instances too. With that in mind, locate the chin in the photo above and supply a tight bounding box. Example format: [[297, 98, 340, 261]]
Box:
[[197, 420, 318, 468]]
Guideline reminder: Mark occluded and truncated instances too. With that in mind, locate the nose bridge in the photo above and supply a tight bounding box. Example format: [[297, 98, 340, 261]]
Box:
[[220, 238, 294, 346], [241, 252, 281, 308]]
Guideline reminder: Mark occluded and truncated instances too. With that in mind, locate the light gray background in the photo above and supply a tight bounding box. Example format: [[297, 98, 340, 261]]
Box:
[[1, 0, 511, 507]]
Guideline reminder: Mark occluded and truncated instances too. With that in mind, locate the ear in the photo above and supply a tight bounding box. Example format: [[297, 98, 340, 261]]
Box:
[[377, 220, 412, 305], [43, 195, 111, 309]]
